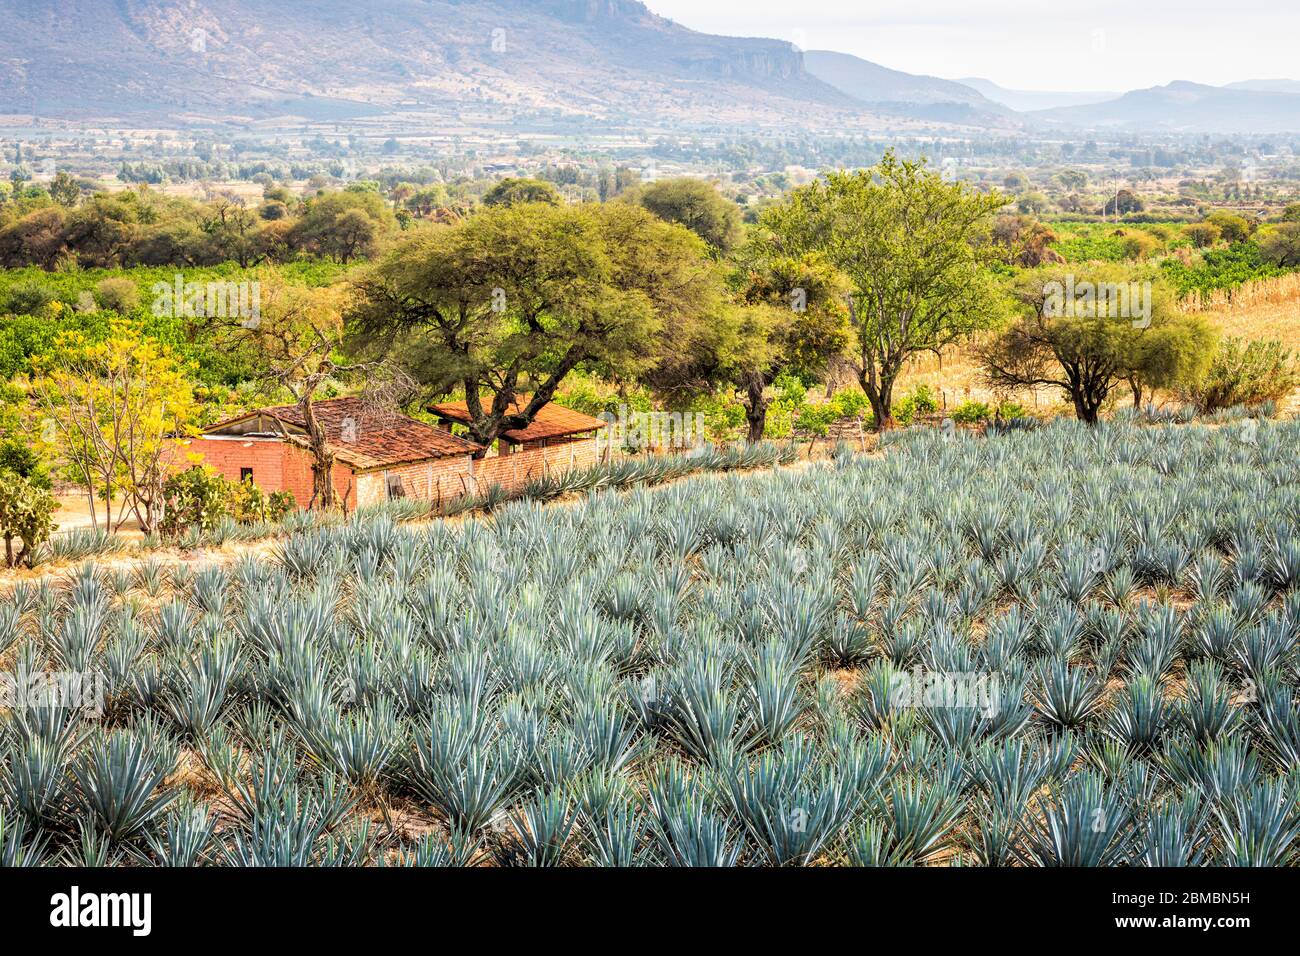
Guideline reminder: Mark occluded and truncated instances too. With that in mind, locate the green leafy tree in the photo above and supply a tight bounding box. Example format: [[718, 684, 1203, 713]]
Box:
[[762, 150, 1007, 429], [1258, 222, 1300, 268], [28, 322, 200, 534], [291, 190, 396, 264], [1103, 189, 1144, 216], [49, 171, 82, 208], [1205, 212, 1252, 244], [634, 178, 743, 253], [215, 275, 362, 512], [724, 252, 848, 442], [1056, 169, 1089, 191], [482, 177, 562, 208], [349, 202, 719, 449], [1184, 222, 1222, 249], [978, 267, 1215, 422]]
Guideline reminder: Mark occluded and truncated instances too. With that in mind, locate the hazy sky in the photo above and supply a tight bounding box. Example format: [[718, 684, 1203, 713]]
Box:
[[645, 0, 1297, 92]]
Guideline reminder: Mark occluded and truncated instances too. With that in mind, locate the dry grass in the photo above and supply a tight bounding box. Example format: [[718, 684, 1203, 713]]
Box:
[[1195, 275, 1300, 414], [892, 274, 1300, 416], [1181, 273, 1300, 318], [892, 341, 1063, 414]]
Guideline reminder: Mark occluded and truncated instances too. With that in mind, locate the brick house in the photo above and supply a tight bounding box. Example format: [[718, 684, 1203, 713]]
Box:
[[430, 399, 608, 494], [175, 397, 483, 511], [172, 396, 609, 511]]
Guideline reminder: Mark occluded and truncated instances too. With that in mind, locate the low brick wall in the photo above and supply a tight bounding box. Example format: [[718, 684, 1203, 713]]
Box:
[[470, 434, 600, 494], [353, 455, 477, 509]]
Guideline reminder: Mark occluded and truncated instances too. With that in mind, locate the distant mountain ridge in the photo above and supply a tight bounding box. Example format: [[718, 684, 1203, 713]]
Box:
[[0, 1, 1295, 134], [1224, 79, 1300, 94], [1031, 80, 1300, 133], [955, 78, 1121, 112], [806, 51, 993, 107], [0, 0, 860, 127]]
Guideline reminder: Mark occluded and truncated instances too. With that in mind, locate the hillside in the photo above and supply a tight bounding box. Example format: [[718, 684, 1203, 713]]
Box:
[[0, 0, 875, 129], [804, 51, 989, 107]]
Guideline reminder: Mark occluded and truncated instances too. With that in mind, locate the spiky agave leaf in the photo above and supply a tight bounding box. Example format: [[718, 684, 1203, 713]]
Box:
[[1139, 795, 1211, 867], [1032, 659, 1105, 731], [719, 738, 856, 867], [1018, 772, 1134, 867], [853, 775, 963, 867], [71, 728, 178, 846], [644, 761, 741, 868], [144, 796, 217, 867], [0, 808, 48, 867], [1215, 780, 1300, 867]]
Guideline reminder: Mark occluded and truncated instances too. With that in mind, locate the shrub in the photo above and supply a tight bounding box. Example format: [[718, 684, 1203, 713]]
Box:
[[161, 466, 233, 538], [1205, 212, 1252, 244], [1119, 231, 1161, 261], [1183, 222, 1221, 249], [890, 385, 937, 427], [1, 280, 56, 316], [162, 466, 299, 538], [0, 439, 51, 488], [828, 389, 871, 420], [0, 470, 58, 567], [1258, 222, 1300, 268], [1183, 337, 1300, 412], [230, 479, 296, 525], [94, 277, 140, 314], [909, 383, 939, 416], [796, 403, 837, 437], [950, 400, 993, 424]]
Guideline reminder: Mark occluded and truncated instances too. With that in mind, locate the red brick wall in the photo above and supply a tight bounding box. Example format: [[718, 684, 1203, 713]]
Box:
[[171, 437, 358, 510], [354, 456, 477, 509], [471, 434, 599, 493]]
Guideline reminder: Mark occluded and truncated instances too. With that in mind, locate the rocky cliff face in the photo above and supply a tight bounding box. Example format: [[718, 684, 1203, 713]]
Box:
[[0, 0, 874, 127], [534, 0, 655, 23]]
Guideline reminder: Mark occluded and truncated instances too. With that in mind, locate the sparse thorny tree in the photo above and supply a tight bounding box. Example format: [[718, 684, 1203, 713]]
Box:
[[761, 150, 1007, 429], [977, 266, 1215, 423], [219, 275, 377, 512]]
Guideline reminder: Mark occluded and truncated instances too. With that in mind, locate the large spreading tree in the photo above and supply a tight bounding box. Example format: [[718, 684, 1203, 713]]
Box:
[[347, 201, 719, 449], [761, 150, 1008, 429]]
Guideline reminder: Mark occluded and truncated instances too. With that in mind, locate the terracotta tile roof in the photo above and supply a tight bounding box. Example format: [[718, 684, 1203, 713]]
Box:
[[205, 397, 482, 471], [430, 398, 608, 443]]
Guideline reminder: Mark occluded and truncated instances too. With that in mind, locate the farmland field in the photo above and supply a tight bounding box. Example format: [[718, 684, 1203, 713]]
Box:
[[4, 419, 1299, 867]]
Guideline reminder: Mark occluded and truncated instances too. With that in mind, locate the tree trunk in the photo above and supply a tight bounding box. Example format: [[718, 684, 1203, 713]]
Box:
[[1129, 378, 1143, 410], [859, 370, 898, 432], [744, 379, 769, 444], [301, 398, 338, 511], [4, 534, 13, 569], [1072, 391, 1101, 425]]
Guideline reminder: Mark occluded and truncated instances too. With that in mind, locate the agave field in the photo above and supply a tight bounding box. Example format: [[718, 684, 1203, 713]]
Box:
[[3, 420, 1300, 867]]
